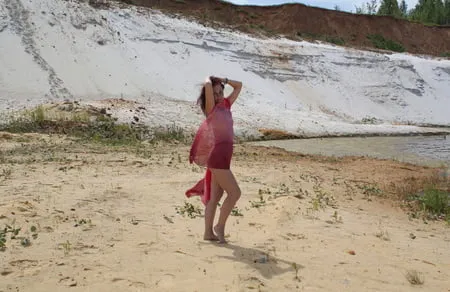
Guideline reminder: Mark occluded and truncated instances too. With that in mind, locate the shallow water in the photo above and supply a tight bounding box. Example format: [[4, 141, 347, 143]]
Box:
[[249, 135, 450, 167]]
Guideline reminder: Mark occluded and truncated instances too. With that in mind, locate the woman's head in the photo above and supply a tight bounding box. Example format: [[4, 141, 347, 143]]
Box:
[[197, 77, 224, 115]]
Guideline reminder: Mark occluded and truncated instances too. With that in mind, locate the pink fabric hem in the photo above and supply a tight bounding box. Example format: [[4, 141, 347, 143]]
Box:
[[185, 168, 211, 206]]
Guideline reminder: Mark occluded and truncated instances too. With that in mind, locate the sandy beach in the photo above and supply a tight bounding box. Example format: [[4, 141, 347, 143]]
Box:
[[1, 132, 449, 292]]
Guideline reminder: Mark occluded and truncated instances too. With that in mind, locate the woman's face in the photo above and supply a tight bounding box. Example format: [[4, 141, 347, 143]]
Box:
[[213, 84, 224, 103]]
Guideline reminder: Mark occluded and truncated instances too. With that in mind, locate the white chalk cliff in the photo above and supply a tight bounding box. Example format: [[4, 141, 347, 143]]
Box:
[[1, 0, 449, 138]]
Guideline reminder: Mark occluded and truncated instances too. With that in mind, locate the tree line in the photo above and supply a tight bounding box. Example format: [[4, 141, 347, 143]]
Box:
[[343, 0, 450, 25]]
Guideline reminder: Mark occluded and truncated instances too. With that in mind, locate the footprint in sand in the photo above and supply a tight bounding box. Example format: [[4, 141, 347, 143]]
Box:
[[8, 201, 38, 217], [59, 276, 77, 287], [9, 259, 40, 277], [281, 233, 307, 240], [9, 259, 38, 269], [240, 276, 265, 290], [137, 242, 156, 255], [111, 278, 146, 288], [154, 274, 176, 289]]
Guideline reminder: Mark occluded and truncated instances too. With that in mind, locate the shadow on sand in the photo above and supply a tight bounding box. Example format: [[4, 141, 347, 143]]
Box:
[[212, 243, 305, 279]]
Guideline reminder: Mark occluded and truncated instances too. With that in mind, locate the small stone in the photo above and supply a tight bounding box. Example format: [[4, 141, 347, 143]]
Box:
[[21, 238, 31, 247]]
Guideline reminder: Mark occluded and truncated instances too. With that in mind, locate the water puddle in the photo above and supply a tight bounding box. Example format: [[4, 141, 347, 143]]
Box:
[[249, 135, 450, 167]]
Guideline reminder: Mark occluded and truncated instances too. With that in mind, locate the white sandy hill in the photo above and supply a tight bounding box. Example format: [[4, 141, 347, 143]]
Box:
[[1, 0, 449, 138]]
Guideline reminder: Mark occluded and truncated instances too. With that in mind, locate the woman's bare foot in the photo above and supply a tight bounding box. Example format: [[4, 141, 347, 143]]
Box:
[[203, 231, 219, 241], [214, 225, 226, 244]]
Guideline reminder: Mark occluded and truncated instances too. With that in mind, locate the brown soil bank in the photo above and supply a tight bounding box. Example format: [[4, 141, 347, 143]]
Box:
[[112, 0, 450, 57]]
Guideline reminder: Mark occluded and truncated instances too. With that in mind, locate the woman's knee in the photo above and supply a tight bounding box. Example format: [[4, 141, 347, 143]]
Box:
[[231, 186, 241, 201], [211, 190, 224, 203]]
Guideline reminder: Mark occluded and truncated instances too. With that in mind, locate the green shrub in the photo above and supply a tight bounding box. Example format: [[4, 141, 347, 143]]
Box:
[[367, 34, 405, 52]]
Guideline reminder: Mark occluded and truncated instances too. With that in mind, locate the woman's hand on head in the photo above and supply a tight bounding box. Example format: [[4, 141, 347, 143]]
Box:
[[209, 76, 222, 84]]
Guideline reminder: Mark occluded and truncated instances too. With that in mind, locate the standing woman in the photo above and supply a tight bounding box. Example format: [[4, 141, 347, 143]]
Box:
[[186, 76, 243, 244]]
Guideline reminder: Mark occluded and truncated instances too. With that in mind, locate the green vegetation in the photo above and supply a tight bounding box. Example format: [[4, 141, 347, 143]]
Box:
[[0, 221, 24, 251], [0, 105, 190, 146], [407, 186, 450, 222], [325, 36, 346, 46], [418, 187, 449, 216], [355, 0, 450, 25], [175, 202, 202, 219], [367, 34, 405, 52]]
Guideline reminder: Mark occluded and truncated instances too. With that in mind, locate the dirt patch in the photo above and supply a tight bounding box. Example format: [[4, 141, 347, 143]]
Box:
[[258, 128, 299, 140]]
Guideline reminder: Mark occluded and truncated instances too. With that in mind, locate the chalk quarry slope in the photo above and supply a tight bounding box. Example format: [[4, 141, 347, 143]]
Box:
[[1, 0, 449, 137]]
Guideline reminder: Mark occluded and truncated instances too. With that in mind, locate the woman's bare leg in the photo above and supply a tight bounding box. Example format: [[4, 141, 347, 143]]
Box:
[[204, 173, 223, 241], [210, 168, 241, 243]]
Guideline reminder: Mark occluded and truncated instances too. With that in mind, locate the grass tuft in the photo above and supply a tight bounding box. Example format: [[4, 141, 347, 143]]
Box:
[[405, 270, 424, 285], [367, 34, 405, 52], [0, 105, 191, 146], [418, 187, 449, 216]]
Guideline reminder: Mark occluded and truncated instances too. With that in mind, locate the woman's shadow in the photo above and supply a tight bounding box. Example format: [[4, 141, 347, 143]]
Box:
[[210, 242, 304, 279]]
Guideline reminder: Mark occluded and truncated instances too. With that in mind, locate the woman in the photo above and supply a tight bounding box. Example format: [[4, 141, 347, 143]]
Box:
[[185, 76, 243, 244]]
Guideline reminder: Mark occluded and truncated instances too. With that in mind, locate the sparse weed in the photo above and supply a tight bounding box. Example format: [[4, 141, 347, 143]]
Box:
[[0, 221, 22, 250], [405, 270, 424, 285], [231, 207, 243, 216], [30, 225, 38, 240], [152, 123, 190, 144], [331, 211, 343, 223], [0, 105, 191, 146], [274, 183, 290, 196], [291, 262, 302, 281], [0, 231, 6, 251], [375, 230, 390, 241], [306, 186, 337, 219], [74, 218, 94, 230], [59, 240, 72, 256], [357, 183, 383, 200], [258, 188, 271, 195], [175, 202, 202, 219], [361, 116, 379, 124], [250, 193, 266, 208], [0, 168, 12, 180], [312, 185, 337, 208]]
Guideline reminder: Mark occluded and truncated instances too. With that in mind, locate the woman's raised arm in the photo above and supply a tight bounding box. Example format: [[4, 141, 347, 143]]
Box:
[[204, 77, 215, 115], [223, 78, 242, 106]]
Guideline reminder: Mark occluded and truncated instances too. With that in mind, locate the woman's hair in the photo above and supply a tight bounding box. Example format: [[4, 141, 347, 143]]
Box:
[[197, 78, 224, 116]]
